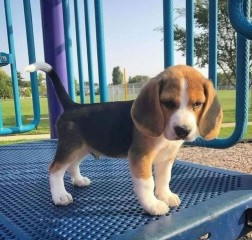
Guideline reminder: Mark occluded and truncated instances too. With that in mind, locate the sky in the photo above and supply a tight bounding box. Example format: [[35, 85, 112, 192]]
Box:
[[0, 0, 196, 84]]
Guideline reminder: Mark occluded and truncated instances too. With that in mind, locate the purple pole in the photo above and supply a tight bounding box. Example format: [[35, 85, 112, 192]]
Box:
[[40, 0, 68, 139]]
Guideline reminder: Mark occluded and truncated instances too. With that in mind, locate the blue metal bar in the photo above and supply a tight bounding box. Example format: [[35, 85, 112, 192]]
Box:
[[40, 0, 68, 139], [94, 0, 108, 102], [23, 0, 40, 126], [62, 0, 76, 101], [186, 0, 194, 66], [74, 0, 85, 104], [228, 0, 252, 40], [84, 0, 95, 103], [0, 100, 3, 130], [232, 37, 250, 140], [191, 0, 250, 148], [0, 125, 42, 135], [208, 0, 218, 87], [0, 1, 39, 135], [163, 0, 174, 68], [4, 0, 22, 128]]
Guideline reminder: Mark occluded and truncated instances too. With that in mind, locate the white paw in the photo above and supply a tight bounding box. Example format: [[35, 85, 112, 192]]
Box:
[[52, 191, 73, 206], [72, 176, 91, 187], [156, 191, 181, 207], [143, 199, 169, 215]]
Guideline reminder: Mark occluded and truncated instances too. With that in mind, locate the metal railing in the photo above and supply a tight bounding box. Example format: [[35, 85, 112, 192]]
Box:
[[163, 0, 250, 148], [40, 0, 108, 138], [0, 0, 40, 135]]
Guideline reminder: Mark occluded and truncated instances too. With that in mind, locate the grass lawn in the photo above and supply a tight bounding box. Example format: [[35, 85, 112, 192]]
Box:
[[0, 90, 252, 143], [1, 97, 50, 134], [220, 125, 252, 139], [217, 90, 252, 123]]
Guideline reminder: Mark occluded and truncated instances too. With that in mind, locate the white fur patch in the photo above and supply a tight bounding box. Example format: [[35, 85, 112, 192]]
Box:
[[152, 137, 183, 164], [25, 62, 52, 73], [50, 164, 73, 205], [179, 78, 188, 108], [132, 176, 169, 215], [154, 160, 181, 207], [67, 162, 91, 187], [164, 78, 198, 141]]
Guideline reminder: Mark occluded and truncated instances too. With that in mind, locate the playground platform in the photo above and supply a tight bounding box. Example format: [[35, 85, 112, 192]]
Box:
[[1, 140, 252, 239]]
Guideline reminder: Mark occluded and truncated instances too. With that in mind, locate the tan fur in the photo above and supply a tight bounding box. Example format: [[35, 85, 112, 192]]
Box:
[[129, 129, 160, 179], [131, 79, 165, 137], [129, 155, 153, 179], [128, 128, 184, 180], [198, 80, 223, 139], [49, 161, 65, 173]]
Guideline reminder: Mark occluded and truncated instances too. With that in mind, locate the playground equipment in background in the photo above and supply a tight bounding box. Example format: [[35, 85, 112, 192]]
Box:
[[0, 0, 40, 135]]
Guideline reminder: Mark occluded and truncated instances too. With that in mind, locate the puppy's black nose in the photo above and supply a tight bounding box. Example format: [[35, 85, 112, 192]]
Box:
[[174, 125, 191, 139]]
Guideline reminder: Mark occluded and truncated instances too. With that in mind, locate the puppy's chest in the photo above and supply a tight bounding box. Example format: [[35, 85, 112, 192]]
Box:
[[153, 139, 184, 164]]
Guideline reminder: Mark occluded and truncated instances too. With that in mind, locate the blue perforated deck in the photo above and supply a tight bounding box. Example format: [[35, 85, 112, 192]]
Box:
[[1, 140, 252, 239]]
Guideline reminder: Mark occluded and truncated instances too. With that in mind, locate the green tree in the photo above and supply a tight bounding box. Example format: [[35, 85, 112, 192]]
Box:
[[128, 75, 150, 83], [17, 71, 30, 88], [112, 66, 123, 85], [17, 71, 24, 85], [38, 85, 47, 96], [37, 72, 44, 86], [0, 68, 12, 99], [74, 78, 80, 95], [20, 88, 31, 98], [217, 72, 234, 87], [157, 0, 251, 87], [36, 73, 47, 96]]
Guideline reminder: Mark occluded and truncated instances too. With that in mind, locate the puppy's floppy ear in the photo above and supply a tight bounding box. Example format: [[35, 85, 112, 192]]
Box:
[[199, 80, 223, 140], [131, 79, 165, 137]]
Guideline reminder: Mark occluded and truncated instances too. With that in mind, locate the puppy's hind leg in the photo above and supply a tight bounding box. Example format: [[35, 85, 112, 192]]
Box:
[[49, 142, 89, 206], [49, 153, 73, 206], [67, 146, 91, 187]]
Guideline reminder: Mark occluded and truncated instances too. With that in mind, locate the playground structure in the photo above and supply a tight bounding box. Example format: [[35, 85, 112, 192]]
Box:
[[1, 0, 252, 239]]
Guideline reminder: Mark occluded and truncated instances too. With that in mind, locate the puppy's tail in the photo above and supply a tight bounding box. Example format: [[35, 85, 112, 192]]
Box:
[[25, 62, 75, 110]]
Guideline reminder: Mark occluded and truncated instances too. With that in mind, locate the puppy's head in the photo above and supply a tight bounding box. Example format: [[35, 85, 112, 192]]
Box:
[[131, 65, 223, 141]]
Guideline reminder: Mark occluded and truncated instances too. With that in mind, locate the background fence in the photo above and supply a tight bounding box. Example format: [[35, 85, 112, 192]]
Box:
[[108, 82, 145, 101]]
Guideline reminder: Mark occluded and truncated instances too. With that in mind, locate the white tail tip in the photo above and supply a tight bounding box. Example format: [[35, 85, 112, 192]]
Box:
[[25, 62, 52, 73]]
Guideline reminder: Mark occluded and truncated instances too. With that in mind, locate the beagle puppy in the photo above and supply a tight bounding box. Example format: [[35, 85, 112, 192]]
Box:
[[25, 63, 223, 215]]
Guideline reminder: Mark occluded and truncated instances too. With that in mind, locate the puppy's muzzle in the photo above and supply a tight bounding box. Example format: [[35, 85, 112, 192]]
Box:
[[174, 125, 191, 139]]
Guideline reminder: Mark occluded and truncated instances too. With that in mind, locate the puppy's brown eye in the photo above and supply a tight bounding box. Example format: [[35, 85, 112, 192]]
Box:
[[192, 101, 203, 109], [161, 100, 177, 110]]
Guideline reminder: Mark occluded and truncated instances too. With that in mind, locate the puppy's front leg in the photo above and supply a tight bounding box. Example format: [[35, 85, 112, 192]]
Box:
[[154, 160, 181, 207], [129, 154, 169, 215]]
